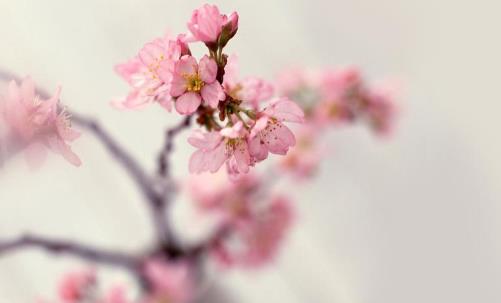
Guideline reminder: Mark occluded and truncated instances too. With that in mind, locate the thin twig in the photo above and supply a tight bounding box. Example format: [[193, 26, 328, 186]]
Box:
[[69, 112, 159, 203], [0, 234, 140, 271], [157, 115, 192, 177]]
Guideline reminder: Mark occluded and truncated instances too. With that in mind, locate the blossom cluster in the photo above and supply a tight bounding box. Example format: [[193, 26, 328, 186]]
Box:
[[0, 77, 81, 167], [113, 4, 305, 178], [187, 172, 293, 268], [276, 67, 398, 178], [40, 259, 192, 303]]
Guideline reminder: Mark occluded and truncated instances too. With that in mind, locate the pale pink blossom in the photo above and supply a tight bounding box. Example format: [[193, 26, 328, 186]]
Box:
[[275, 67, 313, 97], [142, 259, 192, 303], [113, 34, 188, 111], [2, 77, 81, 166], [248, 98, 304, 162], [366, 83, 398, 136], [170, 55, 225, 115], [212, 195, 294, 268], [187, 172, 259, 225], [223, 54, 273, 109], [98, 286, 130, 303], [58, 269, 96, 302], [188, 121, 251, 175], [279, 126, 323, 179], [187, 4, 238, 47]]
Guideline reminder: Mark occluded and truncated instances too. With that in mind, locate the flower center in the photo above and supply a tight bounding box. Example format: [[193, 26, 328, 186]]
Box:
[[185, 74, 204, 92]]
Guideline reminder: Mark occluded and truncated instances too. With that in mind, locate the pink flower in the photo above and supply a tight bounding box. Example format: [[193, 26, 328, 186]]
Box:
[[279, 126, 323, 179], [58, 269, 96, 302], [187, 4, 238, 47], [212, 195, 294, 268], [142, 259, 192, 303], [113, 34, 188, 111], [99, 286, 130, 303], [2, 77, 81, 167], [220, 12, 239, 45], [188, 121, 251, 175], [223, 54, 274, 109], [275, 67, 313, 97], [366, 83, 398, 136], [248, 98, 304, 162], [170, 55, 225, 115]]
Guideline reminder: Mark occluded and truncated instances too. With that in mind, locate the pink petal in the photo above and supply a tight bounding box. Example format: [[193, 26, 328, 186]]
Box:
[[265, 98, 305, 123], [48, 136, 82, 167], [175, 92, 201, 115], [233, 141, 250, 173], [208, 143, 227, 173], [188, 130, 223, 150], [223, 54, 239, 88], [24, 143, 47, 169], [175, 55, 198, 76], [201, 82, 225, 108], [170, 73, 188, 97], [198, 55, 218, 83], [189, 149, 207, 173], [250, 116, 268, 138], [248, 135, 268, 162], [262, 122, 296, 155], [139, 41, 165, 67]]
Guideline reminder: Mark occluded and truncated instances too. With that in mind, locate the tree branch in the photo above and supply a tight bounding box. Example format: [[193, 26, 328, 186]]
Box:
[[157, 115, 192, 177], [69, 112, 159, 203], [0, 234, 140, 271]]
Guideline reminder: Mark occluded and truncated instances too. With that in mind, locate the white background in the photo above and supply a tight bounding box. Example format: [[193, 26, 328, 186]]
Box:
[[0, 0, 500, 302]]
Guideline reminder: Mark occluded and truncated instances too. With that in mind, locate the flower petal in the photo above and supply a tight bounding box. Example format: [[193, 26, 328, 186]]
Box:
[[175, 92, 201, 115], [199, 55, 218, 83], [201, 82, 225, 108]]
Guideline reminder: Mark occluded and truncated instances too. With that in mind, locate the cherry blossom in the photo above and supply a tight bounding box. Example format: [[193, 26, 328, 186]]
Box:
[[142, 259, 193, 303], [170, 55, 225, 114], [113, 34, 189, 111], [187, 4, 238, 48], [1, 77, 81, 166]]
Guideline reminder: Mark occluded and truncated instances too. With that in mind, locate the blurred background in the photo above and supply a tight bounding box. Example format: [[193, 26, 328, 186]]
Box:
[[0, 0, 500, 302]]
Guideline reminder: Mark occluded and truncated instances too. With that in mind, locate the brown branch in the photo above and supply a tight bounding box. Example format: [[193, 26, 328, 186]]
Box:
[[157, 115, 192, 177], [69, 112, 159, 203], [0, 68, 193, 256], [0, 234, 140, 271]]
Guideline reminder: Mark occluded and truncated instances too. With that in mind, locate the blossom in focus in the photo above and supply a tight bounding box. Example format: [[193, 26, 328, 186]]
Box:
[[142, 258, 193, 303], [113, 34, 188, 111], [248, 97, 304, 162], [188, 121, 251, 175], [187, 4, 238, 47], [58, 269, 96, 302], [2, 77, 81, 166], [171, 55, 225, 115]]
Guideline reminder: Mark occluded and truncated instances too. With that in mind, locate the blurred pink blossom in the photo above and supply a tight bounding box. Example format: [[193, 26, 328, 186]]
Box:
[[2, 77, 81, 166]]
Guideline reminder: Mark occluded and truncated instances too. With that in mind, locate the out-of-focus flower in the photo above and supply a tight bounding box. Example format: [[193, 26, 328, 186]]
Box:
[[2, 77, 81, 166], [142, 258, 193, 303], [170, 55, 225, 115], [279, 126, 323, 179], [58, 269, 96, 302], [365, 83, 398, 136], [212, 195, 294, 268]]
